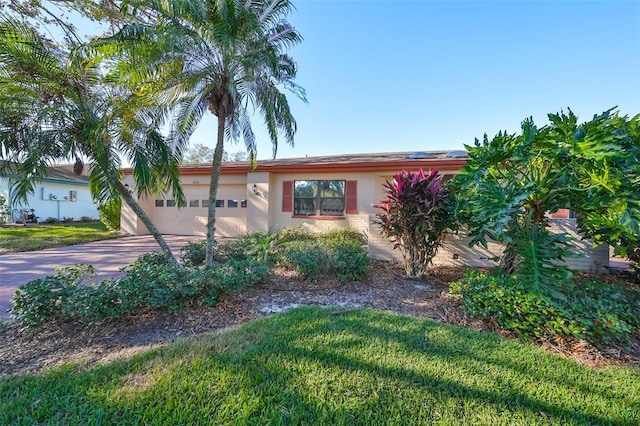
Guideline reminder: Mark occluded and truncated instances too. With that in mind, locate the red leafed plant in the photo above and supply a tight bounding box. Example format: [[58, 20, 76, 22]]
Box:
[[376, 169, 452, 278]]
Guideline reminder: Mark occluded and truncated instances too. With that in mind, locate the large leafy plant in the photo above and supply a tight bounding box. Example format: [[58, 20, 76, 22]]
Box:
[[376, 169, 451, 278], [452, 109, 640, 298]]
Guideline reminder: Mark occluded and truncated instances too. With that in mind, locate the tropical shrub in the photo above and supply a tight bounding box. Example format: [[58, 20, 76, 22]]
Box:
[[451, 109, 640, 297], [277, 238, 369, 282], [11, 252, 269, 327], [180, 240, 207, 266], [450, 270, 640, 347], [376, 169, 452, 278], [43, 217, 57, 224], [12, 264, 98, 327], [270, 227, 316, 243], [323, 228, 367, 244], [98, 198, 121, 230], [217, 232, 271, 262], [216, 230, 369, 282], [115, 252, 193, 313]]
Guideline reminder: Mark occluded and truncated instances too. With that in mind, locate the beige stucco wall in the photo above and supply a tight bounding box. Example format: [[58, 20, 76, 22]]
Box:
[[246, 171, 270, 234], [369, 216, 609, 273], [267, 171, 374, 236]]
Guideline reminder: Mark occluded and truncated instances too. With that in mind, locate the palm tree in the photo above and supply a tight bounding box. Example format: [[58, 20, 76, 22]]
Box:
[[100, 0, 305, 267], [0, 16, 184, 265]]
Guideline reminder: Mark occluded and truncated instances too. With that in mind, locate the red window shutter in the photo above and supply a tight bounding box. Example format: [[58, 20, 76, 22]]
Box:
[[282, 181, 293, 212], [345, 180, 357, 214]]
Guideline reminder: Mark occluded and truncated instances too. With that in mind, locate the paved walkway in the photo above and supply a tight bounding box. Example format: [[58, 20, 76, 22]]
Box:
[[0, 235, 198, 321]]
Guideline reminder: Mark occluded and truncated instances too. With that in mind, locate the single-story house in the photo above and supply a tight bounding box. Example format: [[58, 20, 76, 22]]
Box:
[[0, 164, 100, 223], [121, 151, 609, 272]]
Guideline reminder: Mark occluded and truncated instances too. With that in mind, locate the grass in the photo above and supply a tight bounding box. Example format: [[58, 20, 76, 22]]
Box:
[[0, 222, 121, 253], [1, 307, 638, 425]]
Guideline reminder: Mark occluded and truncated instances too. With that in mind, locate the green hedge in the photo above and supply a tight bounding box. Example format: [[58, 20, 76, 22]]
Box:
[[450, 270, 640, 347], [12, 252, 268, 328]]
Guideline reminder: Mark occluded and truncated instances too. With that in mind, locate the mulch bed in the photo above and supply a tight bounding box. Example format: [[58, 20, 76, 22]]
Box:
[[1, 261, 638, 377]]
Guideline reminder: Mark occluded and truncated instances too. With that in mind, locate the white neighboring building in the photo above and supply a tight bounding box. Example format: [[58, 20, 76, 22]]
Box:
[[0, 164, 99, 222]]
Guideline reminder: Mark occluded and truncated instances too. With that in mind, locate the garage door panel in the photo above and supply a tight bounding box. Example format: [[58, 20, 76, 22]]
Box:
[[153, 185, 247, 236]]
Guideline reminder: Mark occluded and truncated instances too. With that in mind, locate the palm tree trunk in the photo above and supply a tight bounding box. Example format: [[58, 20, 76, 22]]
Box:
[[115, 180, 181, 268], [205, 112, 226, 268]]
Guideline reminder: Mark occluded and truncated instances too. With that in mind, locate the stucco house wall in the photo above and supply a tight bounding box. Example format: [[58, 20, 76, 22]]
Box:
[[121, 151, 609, 272]]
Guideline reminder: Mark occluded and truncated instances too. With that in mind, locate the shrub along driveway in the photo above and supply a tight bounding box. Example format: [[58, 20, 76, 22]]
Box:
[[0, 235, 196, 321]]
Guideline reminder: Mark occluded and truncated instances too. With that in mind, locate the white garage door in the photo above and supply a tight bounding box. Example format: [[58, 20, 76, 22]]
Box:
[[153, 185, 247, 237]]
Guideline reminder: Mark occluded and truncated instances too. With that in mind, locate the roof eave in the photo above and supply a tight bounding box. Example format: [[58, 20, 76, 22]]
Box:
[[122, 158, 467, 176]]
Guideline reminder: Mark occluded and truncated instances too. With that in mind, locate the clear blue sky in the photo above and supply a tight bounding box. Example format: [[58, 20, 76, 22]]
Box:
[[87, 1, 640, 160], [192, 0, 640, 159]]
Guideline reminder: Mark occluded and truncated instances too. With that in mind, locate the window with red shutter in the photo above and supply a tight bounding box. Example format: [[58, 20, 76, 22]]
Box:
[[345, 180, 357, 214], [282, 181, 293, 212], [286, 180, 356, 217]]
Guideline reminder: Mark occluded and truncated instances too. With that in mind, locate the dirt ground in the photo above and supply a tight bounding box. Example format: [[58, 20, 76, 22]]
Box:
[[1, 261, 638, 377]]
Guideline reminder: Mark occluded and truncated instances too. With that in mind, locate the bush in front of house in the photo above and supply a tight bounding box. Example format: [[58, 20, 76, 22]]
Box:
[[216, 232, 271, 262], [98, 198, 121, 230], [450, 269, 640, 347], [276, 237, 370, 282], [11, 252, 269, 328], [212, 228, 370, 282], [180, 240, 207, 266], [322, 228, 368, 244], [375, 169, 453, 279]]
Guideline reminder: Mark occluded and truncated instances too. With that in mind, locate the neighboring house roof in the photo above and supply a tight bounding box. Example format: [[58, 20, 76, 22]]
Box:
[[44, 165, 90, 185], [123, 150, 469, 176], [0, 162, 90, 186]]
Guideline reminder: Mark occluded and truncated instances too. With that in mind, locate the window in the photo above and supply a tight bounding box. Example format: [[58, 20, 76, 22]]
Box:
[[228, 200, 238, 208], [189, 200, 199, 208], [294, 180, 345, 216], [215, 199, 224, 208], [155, 200, 164, 207], [240, 199, 247, 208], [166, 199, 176, 207], [202, 199, 210, 208]]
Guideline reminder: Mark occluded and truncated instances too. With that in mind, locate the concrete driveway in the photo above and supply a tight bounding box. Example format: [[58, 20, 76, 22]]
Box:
[[0, 235, 199, 321]]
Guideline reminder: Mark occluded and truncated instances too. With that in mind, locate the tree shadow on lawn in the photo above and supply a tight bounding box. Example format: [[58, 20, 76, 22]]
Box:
[[1, 307, 638, 425]]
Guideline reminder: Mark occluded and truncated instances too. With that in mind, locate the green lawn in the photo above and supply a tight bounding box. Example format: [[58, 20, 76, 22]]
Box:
[[1, 307, 638, 425], [0, 222, 121, 253]]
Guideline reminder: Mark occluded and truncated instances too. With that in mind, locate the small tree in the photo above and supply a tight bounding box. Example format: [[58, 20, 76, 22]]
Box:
[[452, 108, 640, 296], [376, 169, 451, 278]]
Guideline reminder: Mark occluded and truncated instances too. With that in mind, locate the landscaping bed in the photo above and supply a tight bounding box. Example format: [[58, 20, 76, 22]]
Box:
[[1, 261, 638, 377]]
